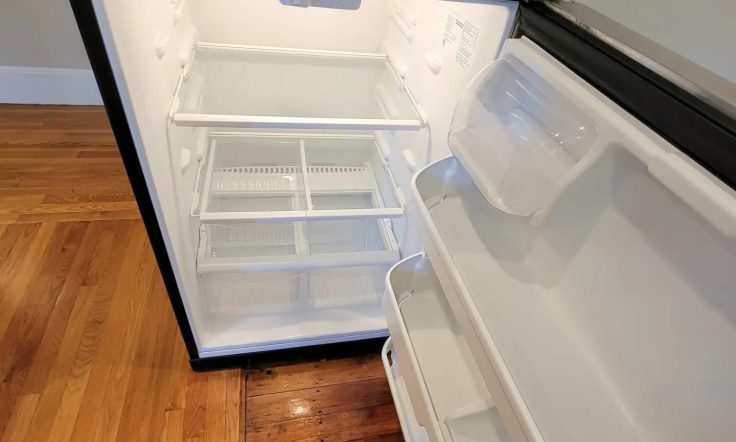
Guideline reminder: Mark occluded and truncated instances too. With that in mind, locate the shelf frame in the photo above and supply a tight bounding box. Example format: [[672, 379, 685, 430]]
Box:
[[171, 43, 426, 131], [197, 215, 400, 273], [197, 134, 405, 223]]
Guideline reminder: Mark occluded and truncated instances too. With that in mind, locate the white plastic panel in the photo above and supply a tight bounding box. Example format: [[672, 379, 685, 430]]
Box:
[[410, 37, 736, 441], [190, 0, 391, 53], [382, 339, 431, 442], [198, 133, 404, 222], [414, 152, 736, 442], [384, 254, 509, 442], [199, 300, 387, 356], [173, 44, 423, 130]]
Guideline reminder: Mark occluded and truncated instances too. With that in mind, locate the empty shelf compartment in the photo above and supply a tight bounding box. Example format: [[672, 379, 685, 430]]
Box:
[[385, 254, 508, 442], [172, 44, 424, 130], [202, 265, 389, 317], [198, 133, 403, 222], [309, 266, 388, 309], [203, 271, 303, 316], [197, 218, 399, 273]]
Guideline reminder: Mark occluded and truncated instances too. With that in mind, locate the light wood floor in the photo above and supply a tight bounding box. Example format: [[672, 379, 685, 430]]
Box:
[[0, 104, 402, 441]]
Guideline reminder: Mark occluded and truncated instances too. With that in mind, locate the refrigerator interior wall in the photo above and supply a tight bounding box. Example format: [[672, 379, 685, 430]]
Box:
[[378, 0, 517, 254], [95, 0, 518, 355], [190, 0, 392, 53]]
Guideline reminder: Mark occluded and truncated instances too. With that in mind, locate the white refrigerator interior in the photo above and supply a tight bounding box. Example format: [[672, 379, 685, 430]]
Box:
[[91, 0, 736, 441], [91, 0, 517, 356]]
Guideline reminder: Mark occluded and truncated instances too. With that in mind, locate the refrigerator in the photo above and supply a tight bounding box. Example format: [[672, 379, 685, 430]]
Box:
[[70, 0, 736, 441]]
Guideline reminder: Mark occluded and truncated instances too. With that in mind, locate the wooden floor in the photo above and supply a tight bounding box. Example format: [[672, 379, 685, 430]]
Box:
[[0, 104, 402, 441]]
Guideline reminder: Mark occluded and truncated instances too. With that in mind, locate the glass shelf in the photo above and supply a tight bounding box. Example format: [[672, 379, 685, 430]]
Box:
[[172, 44, 424, 131]]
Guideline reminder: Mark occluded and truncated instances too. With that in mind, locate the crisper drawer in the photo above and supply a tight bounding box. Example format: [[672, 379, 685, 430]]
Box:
[[201, 265, 389, 316], [383, 254, 509, 442], [196, 133, 403, 222]]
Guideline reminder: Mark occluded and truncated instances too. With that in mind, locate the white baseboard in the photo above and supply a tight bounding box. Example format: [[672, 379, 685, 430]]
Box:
[[0, 66, 103, 105]]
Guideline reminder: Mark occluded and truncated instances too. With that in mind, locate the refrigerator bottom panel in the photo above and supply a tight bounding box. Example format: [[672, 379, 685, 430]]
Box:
[[197, 303, 388, 357]]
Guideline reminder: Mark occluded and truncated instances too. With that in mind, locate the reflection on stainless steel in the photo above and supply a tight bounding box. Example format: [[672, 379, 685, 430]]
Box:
[[543, 0, 736, 120]]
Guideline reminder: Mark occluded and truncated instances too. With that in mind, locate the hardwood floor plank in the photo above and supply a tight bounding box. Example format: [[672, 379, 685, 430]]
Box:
[[205, 409, 227, 442], [11, 208, 140, 224], [184, 368, 208, 441], [246, 354, 387, 397], [0, 223, 51, 338], [22, 222, 110, 395], [226, 368, 245, 442], [160, 409, 185, 442], [244, 403, 401, 442], [0, 130, 116, 147], [0, 221, 88, 437], [41, 192, 135, 204], [114, 273, 173, 442], [358, 432, 405, 441], [0, 393, 39, 442], [23, 286, 97, 442], [69, 224, 156, 442], [46, 223, 136, 442], [246, 378, 393, 426], [0, 185, 133, 197], [77, 150, 123, 158]]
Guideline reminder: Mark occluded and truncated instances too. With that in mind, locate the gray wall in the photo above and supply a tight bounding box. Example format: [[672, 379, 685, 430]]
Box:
[[577, 0, 736, 83], [0, 0, 90, 69]]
